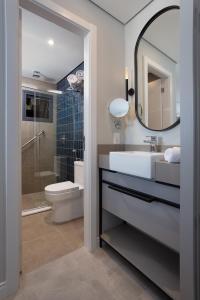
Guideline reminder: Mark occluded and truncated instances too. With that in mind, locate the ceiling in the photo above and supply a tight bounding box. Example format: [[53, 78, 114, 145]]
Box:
[[90, 0, 153, 24], [22, 9, 84, 83]]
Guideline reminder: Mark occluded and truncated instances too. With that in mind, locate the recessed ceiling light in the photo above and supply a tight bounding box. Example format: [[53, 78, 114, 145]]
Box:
[[48, 39, 54, 46]]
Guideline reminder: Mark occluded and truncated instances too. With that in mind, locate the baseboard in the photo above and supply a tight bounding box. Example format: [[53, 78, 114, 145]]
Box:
[[0, 282, 6, 300]]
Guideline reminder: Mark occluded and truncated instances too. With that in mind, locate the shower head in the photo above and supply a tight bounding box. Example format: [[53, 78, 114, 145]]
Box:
[[32, 70, 55, 83], [32, 70, 41, 79]]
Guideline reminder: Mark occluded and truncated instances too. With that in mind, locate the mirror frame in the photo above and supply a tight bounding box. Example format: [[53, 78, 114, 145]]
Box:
[[134, 5, 180, 132]]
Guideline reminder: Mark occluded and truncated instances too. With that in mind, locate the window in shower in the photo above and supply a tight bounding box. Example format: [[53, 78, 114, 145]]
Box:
[[23, 90, 53, 123]]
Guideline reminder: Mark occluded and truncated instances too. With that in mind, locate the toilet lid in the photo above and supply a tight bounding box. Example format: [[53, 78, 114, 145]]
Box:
[[45, 181, 79, 194]]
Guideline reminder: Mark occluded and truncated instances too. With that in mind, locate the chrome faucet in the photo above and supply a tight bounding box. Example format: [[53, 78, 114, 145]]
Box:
[[143, 136, 159, 152]]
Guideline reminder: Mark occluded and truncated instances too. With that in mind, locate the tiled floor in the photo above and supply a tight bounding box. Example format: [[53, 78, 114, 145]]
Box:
[[22, 212, 84, 273], [10, 246, 169, 300], [18, 212, 169, 300], [22, 192, 50, 211]]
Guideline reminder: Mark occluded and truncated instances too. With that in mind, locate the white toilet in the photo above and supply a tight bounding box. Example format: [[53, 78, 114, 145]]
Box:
[[45, 161, 84, 223]]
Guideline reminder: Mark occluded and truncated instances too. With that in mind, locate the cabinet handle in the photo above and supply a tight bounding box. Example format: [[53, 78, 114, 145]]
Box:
[[108, 185, 154, 203], [106, 183, 180, 208]]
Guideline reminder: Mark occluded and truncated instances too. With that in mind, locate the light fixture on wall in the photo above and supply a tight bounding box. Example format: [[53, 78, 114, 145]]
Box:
[[108, 98, 129, 129], [125, 67, 135, 101]]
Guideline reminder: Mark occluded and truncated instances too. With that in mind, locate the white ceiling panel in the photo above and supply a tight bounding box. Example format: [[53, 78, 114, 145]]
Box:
[[22, 9, 84, 83], [90, 0, 153, 24]]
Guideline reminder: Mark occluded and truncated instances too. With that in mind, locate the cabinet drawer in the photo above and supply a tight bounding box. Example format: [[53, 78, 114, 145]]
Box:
[[102, 182, 180, 252], [102, 170, 180, 206]]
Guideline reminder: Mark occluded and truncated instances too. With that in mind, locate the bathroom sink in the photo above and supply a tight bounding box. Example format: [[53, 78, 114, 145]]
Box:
[[109, 151, 164, 179]]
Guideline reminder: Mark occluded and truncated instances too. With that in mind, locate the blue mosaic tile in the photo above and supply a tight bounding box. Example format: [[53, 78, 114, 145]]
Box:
[[56, 62, 84, 182]]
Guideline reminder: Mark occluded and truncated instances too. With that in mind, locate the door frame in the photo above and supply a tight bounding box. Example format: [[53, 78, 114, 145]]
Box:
[[0, 0, 97, 298], [180, 0, 199, 299], [143, 55, 173, 127], [193, 2, 200, 298]]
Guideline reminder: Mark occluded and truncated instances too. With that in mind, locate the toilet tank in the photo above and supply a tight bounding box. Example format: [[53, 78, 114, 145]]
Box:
[[74, 161, 84, 187]]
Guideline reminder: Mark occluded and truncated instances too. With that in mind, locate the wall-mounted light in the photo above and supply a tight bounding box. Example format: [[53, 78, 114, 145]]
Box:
[[125, 67, 135, 101], [108, 98, 129, 129]]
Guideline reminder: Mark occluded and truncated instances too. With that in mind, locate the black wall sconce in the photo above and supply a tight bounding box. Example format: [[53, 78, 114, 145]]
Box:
[[125, 68, 135, 101]]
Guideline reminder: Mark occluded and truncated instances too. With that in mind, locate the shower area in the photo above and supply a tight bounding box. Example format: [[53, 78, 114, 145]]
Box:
[[21, 62, 84, 215], [21, 8, 85, 215], [21, 88, 58, 214]]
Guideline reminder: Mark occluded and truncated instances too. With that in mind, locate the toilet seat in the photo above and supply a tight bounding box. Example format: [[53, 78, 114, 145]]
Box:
[[45, 181, 79, 195], [45, 181, 83, 203]]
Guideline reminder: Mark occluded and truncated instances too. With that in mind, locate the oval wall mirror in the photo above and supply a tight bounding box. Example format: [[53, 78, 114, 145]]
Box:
[[109, 98, 129, 118], [135, 6, 180, 131]]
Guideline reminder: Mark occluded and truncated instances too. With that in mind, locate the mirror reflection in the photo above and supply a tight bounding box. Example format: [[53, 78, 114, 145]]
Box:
[[109, 98, 129, 118], [135, 7, 180, 131]]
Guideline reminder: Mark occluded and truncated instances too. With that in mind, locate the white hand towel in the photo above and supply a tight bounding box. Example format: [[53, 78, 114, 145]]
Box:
[[164, 147, 181, 163]]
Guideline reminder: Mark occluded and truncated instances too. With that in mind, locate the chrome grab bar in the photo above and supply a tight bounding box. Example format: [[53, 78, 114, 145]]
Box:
[[22, 130, 45, 150]]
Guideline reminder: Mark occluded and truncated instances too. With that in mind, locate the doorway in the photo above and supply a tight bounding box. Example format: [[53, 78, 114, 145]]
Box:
[[20, 6, 87, 273], [21, 8, 85, 217], [0, 0, 97, 297]]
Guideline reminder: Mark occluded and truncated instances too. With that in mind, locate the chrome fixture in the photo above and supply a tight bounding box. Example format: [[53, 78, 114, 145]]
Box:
[[22, 130, 45, 150], [143, 136, 159, 152], [32, 70, 54, 82], [32, 70, 41, 79], [113, 119, 122, 130], [72, 149, 81, 161], [67, 70, 84, 92]]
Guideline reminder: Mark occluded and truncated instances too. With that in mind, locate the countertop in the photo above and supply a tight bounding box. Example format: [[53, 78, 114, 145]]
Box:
[[99, 154, 180, 187]]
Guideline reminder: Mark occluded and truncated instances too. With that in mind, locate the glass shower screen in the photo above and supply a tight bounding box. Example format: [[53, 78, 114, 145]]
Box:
[[21, 89, 57, 212]]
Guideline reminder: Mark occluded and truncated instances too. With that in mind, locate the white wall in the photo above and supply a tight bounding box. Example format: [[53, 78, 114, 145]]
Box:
[[52, 0, 125, 144], [125, 0, 180, 145]]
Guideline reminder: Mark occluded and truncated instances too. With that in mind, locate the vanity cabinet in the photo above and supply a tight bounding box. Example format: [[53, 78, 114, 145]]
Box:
[[99, 168, 180, 300], [102, 181, 179, 252]]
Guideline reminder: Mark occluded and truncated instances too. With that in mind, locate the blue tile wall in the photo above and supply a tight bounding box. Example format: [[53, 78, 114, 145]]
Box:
[[56, 62, 84, 182]]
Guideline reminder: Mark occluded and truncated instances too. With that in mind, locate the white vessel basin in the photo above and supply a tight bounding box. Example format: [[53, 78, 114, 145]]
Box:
[[109, 151, 164, 179]]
